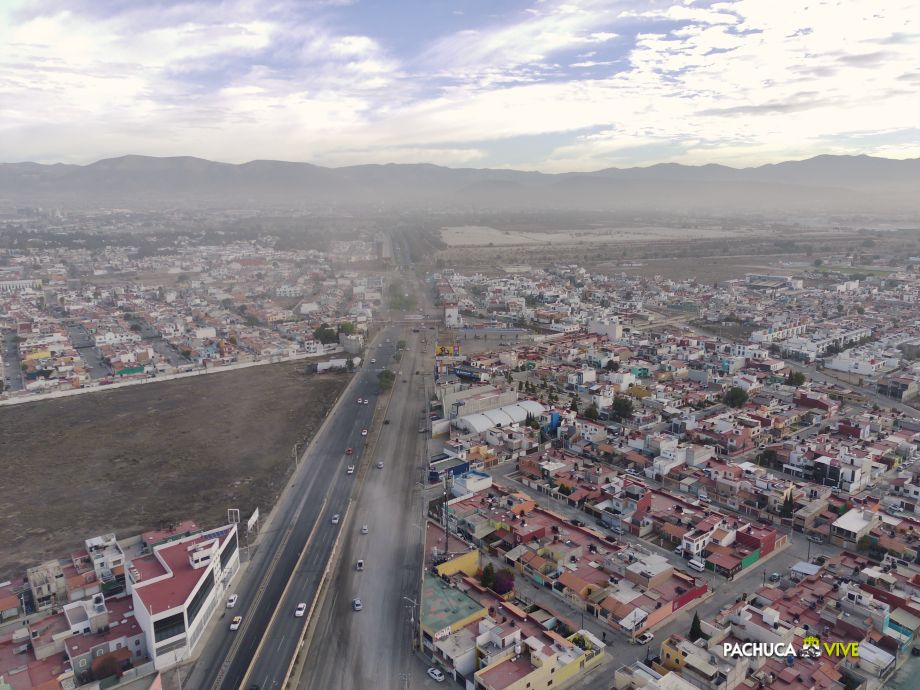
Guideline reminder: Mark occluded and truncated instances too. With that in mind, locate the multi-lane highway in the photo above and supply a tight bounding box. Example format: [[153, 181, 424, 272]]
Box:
[[296, 325, 431, 690], [182, 326, 403, 690]]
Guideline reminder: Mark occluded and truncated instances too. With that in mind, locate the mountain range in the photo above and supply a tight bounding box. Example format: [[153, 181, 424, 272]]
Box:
[[2, 154, 919, 214]]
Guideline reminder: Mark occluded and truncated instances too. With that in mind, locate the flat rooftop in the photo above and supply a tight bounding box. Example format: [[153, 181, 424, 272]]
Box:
[[132, 533, 226, 616], [420, 573, 486, 633], [478, 652, 534, 690]]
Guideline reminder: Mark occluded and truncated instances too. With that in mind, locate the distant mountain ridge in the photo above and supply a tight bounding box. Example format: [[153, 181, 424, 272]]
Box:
[[2, 153, 919, 213]]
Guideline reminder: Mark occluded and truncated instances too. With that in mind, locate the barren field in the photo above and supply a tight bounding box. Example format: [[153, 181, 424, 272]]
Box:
[[596, 254, 805, 283], [0, 362, 349, 579], [440, 224, 748, 247]]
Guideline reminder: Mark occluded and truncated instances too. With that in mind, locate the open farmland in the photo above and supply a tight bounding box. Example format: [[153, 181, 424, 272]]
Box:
[[0, 362, 349, 578]]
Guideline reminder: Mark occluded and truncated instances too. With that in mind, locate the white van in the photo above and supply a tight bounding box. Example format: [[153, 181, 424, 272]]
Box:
[[688, 558, 706, 572]]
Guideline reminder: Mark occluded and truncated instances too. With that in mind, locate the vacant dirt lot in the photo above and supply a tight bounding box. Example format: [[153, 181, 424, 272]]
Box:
[[0, 362, 349, 579]]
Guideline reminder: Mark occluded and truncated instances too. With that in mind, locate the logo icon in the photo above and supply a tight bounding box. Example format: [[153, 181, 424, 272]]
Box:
[[801, 635, 822, 659]]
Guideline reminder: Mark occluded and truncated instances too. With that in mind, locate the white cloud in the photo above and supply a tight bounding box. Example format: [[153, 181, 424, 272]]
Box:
[[1, 0, 919, 169]]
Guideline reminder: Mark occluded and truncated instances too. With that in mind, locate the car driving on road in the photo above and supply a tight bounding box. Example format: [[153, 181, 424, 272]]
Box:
[[361, 524, 369, 534], [230, 616, 242, 631], [352, 598, 363, 611], [331, 514, 340, 524], [345, 447, 353, 455], [346, 465, 355, 474], [361, 428, 368, 436], [226, 594, 238, 608], [294, 602, 307, 617]]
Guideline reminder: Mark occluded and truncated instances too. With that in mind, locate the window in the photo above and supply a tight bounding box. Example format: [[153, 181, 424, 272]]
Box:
[[220, 532, 238, 570], [187, 571, 215, 626], [154, 612, 185, 643], [135, 639, 141, 646]]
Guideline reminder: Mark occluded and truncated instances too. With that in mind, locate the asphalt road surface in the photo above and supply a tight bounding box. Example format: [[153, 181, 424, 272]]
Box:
[[297, 328, 430, 690], [183, 326, 400, 690], [2, 330, 24, 391]]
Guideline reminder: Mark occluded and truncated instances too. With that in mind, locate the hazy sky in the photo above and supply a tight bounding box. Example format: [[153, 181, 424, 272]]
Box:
[[3, 0, 919, 170]]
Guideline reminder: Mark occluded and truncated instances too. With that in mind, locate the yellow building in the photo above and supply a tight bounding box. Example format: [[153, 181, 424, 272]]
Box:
[[475, 631, 605, 690], [435, 549, 480, 578]]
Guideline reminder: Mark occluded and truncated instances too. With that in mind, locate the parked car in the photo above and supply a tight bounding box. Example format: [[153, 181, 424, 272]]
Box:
[[352, 598, 363, 611], [769, 572, 781, 582], [427, 667, 446, 682], [370, 358, 376, 364], [226, 594, 238, 608], [230, 616, 242, 631], [294, 602, 307, 617], [636, 632, 654, 645], [808, 535, 824, 544], [570, 518, 585, 527]]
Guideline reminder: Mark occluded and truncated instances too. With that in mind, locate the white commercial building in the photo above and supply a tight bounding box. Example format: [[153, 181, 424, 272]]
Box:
[[454, 400, 545, 435], [128, 524, 240, 670]]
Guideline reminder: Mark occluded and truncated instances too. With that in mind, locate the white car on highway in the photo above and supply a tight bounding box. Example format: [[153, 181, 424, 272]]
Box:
[[352, 598, 363, 611], [226, 594, 238, 608], [361, 524, 369, 534], [361, 428, 368, 436], [347, 465, 355, 475], [294, 602, 307, 617], [230, 616, 242, 631], [331, 514, 340, 524]]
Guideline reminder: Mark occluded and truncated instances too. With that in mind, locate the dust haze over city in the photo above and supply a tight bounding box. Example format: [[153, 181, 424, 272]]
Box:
[[2, 2, 920, 690]]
